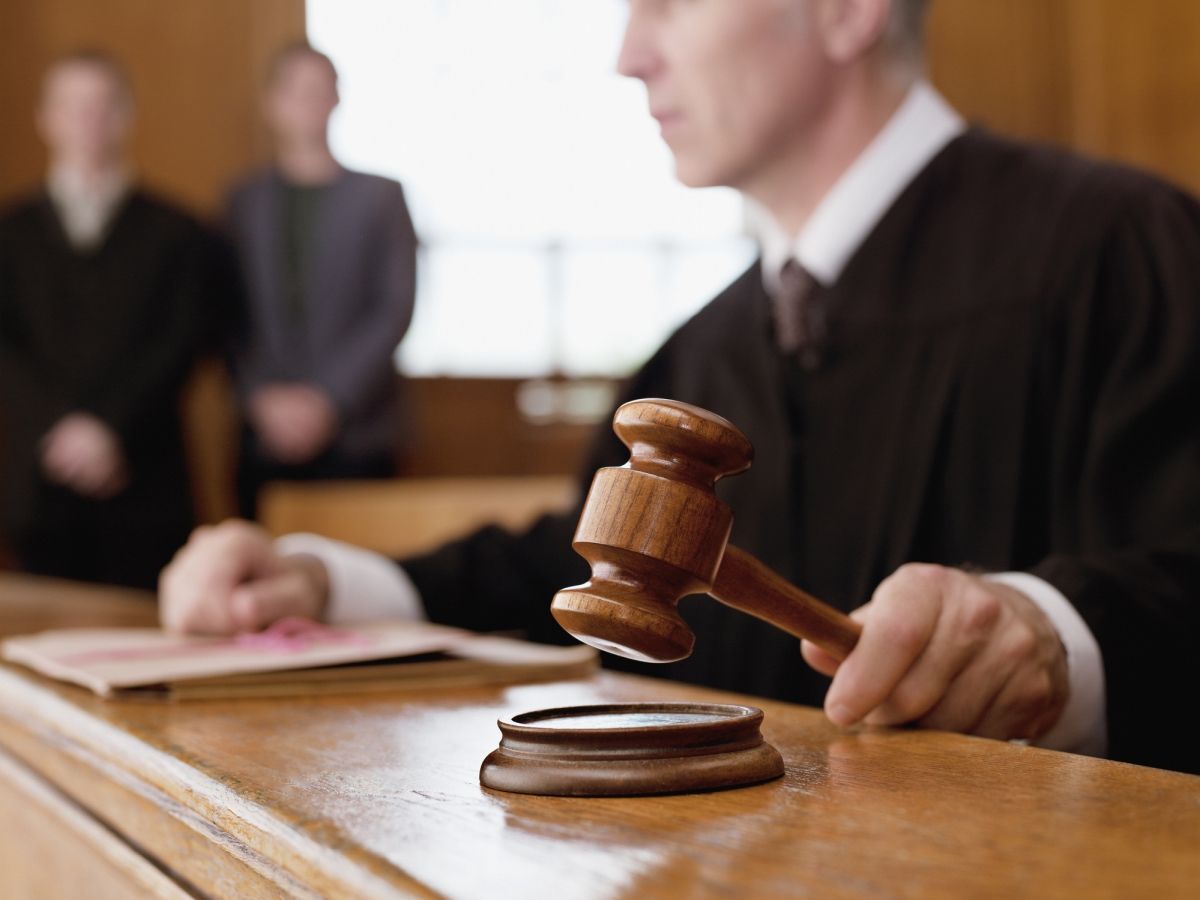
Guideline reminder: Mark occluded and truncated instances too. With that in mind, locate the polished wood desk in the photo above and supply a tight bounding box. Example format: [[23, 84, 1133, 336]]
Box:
[[0, 574, 1197, 898]]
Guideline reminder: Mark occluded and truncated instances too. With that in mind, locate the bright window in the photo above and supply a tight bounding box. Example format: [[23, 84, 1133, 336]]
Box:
[[307, 0, 756, 376]]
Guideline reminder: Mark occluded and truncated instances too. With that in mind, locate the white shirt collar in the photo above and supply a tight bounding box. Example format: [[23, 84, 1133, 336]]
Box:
[[46, 164, 132, 251], [758, 81, 965, 291]]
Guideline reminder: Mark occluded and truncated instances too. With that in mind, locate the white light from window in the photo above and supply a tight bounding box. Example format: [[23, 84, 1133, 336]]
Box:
[[307, 0, 755, 376]]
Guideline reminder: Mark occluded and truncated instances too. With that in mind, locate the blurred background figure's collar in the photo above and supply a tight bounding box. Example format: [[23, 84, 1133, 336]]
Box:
[[757, 80, 966, 294], [47, 164, 133, 251]]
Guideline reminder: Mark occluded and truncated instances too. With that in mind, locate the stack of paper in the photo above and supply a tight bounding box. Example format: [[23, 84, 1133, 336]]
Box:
[[1, 617, 597, 699]]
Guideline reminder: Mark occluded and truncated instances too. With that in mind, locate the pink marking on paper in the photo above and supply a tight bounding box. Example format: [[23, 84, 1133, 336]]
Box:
[[53, 618, 372, 666], [232, 617, 372, 652]]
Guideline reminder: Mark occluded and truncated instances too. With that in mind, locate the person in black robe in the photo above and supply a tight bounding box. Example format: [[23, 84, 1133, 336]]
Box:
[[0, 51, 209, 589], [158, 1, 1200, 774], [398, 127, 1200, 774]]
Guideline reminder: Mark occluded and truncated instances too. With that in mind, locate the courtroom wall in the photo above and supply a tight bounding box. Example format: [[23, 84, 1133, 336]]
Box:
[[4, 2, 1197, 242], [1, 0, 1198, 540], [0, 0, 305, 212], [928, 0, 1200, 194]]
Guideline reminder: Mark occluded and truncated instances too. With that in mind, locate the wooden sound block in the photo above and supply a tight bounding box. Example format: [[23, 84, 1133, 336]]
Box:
[[479, 702, 784, 797]]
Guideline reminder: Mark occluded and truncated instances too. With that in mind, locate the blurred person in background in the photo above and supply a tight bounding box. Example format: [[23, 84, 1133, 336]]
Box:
[[0, 50, 208, 590], [227, 43, 418, 519]]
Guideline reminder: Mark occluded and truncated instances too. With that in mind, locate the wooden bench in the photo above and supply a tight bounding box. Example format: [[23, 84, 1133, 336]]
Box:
[[258, 476, 578, 557]]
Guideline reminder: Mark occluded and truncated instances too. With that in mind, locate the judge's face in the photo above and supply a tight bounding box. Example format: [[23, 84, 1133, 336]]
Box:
[[37, 63, 132, 167], [618, 0, 836, 191], [265, 54, 339, 143]]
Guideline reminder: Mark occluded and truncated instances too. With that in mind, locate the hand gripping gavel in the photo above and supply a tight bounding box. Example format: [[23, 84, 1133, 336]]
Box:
[[551, 398, 862, 663]]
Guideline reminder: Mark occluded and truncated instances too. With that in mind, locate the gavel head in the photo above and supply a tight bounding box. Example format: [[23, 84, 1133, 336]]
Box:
[[551, 399, 754, 663]]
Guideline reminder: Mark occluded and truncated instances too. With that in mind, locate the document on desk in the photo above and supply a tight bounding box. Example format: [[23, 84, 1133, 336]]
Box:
[[1, 617, 598, 699]]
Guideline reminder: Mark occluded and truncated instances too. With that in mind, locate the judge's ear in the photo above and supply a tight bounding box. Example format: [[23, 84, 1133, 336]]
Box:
[[812, 0, 893, 63]]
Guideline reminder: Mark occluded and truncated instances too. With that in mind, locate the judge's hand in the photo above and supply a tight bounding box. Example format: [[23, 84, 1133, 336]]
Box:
[[40, 413, 129, 499], [801, 564, 1069, 742], [159, 520, 329, 635], [249, 383, 338, 465]]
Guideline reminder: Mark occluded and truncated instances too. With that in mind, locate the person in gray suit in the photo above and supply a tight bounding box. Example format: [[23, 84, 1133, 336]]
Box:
[[227, 43, 417, 518]]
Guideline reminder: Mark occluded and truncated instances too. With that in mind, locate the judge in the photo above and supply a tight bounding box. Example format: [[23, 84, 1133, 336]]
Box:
[[159, 0, 1200, 775], [0, 51, 208, 589]]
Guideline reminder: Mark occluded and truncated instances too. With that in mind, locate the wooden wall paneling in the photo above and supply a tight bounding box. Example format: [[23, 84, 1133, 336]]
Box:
[[0, 4, 41, 200], [0, 0, 305, 213], [403, 378, 598, 478], [926, 0, 1073, 145], [1061, 0, 1200, 195], [181, 360, 241, 525], [926, 0, 1200, 194]]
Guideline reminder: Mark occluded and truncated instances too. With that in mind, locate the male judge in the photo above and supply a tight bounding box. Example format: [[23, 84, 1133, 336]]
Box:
[[227, 44, 418, 518], [0, 51, 208, 589], [160, 0, 1200, 774]]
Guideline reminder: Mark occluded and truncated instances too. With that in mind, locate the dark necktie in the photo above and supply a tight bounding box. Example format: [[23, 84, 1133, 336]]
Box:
[[773, 258, 826, 369]]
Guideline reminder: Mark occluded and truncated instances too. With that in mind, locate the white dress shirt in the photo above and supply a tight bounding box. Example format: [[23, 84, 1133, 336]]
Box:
[[282, 81, 1107, 758]]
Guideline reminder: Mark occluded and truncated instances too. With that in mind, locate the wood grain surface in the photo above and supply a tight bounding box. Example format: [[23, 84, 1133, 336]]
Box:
[[1, 575, 1198, 899], [0, 748, 192, 899]]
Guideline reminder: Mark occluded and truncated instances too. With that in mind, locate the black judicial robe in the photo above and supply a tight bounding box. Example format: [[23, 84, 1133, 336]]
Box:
[[0, 190, 210, 588], [402, 129, 1200, 774]]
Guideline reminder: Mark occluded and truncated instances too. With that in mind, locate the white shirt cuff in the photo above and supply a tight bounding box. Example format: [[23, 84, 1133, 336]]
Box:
[[274, 533, 426, 625], [985, 571, 1107, 758]]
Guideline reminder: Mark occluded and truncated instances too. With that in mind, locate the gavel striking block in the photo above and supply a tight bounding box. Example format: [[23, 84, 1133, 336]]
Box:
[[484, 399, 843, 797], [551, 398, 861, 663]]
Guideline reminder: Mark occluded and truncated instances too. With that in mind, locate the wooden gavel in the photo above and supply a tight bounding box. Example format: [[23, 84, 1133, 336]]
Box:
[[552, 398, 862, 664]]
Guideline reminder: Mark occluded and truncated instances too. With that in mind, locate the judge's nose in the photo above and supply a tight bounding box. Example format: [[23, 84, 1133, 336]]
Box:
[[616, 5, 664, 84]]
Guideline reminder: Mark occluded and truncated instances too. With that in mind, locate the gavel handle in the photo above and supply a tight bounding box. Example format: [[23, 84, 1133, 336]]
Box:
[[711, 545, 861, 662]]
